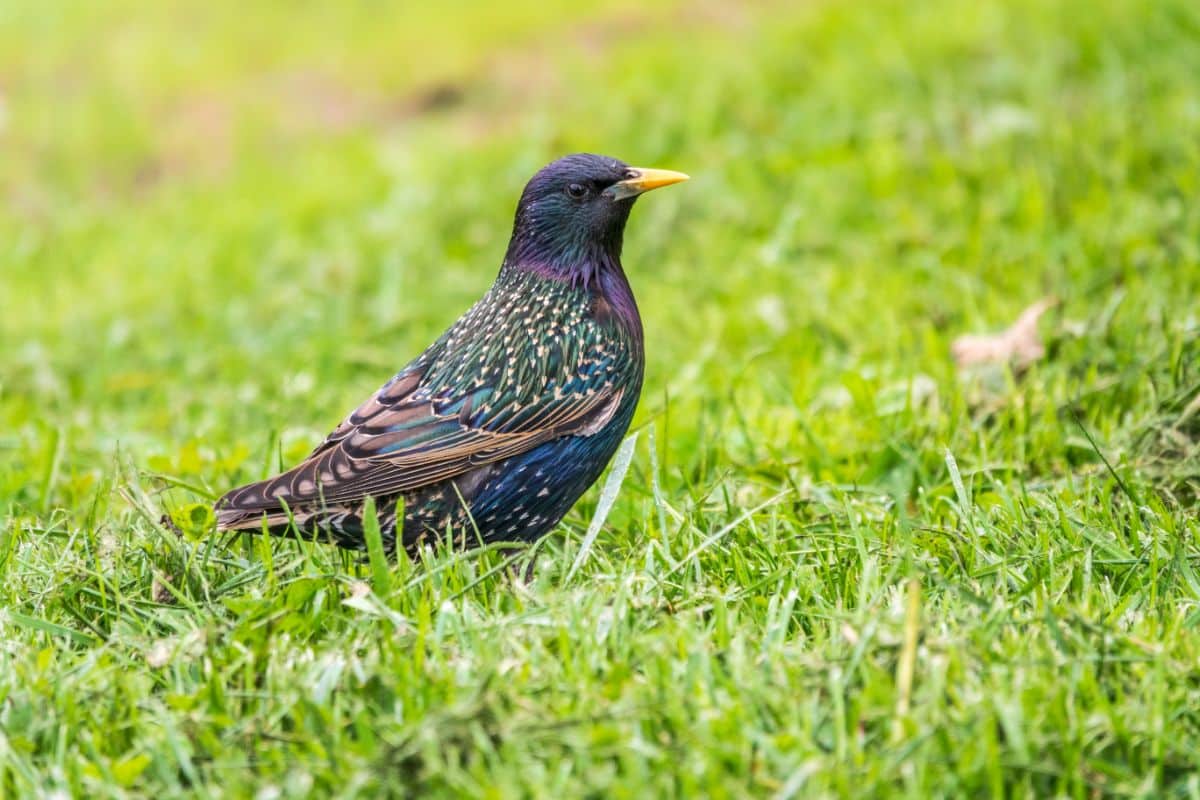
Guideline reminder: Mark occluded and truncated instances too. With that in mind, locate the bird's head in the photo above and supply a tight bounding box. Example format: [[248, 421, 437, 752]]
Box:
[[505, 153, 688, 286]]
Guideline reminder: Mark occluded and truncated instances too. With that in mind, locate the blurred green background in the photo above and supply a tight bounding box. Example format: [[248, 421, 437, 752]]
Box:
[[2, 0, 1199, 796]]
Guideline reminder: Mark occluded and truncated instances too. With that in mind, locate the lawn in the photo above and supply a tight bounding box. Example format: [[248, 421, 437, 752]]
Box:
[[2, 0, 1199, 796]]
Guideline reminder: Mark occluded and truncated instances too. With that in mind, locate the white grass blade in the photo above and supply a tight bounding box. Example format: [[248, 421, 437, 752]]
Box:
[[566, 432, 638, 582]]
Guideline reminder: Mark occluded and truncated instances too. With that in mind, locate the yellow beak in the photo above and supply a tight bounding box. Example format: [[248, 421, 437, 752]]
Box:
[[607, 167, 690, 200]]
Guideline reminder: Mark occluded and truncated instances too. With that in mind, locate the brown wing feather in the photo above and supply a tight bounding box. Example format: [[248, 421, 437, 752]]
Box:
[[215, 369, 621, 522]]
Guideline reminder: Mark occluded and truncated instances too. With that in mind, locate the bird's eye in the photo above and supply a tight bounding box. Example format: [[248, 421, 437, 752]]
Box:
[[565, 182, 588, 199]]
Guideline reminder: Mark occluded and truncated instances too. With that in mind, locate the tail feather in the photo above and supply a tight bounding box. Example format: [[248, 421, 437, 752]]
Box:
[[214, 481, 398, 552]]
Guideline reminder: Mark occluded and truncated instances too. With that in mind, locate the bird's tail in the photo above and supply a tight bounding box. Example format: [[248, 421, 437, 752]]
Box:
[[213, 482, 384, 552]]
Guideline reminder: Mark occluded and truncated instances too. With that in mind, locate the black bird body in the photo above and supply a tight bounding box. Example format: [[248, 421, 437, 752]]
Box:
[[214, 154, 687, 555]]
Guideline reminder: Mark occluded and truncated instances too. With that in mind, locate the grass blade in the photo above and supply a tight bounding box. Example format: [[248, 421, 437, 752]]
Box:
[[566, 432, 638, 582], [362, 496, 393, 595]]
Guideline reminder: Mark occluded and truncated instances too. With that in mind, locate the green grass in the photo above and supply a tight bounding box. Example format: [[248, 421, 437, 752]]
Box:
[[3, 0, 1200, 795]]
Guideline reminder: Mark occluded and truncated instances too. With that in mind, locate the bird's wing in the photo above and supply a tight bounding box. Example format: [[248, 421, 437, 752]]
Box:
[[216, 316, 631, 516]]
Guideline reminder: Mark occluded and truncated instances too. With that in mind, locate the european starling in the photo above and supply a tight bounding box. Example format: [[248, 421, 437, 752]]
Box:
[[214, 153, 688, 556]]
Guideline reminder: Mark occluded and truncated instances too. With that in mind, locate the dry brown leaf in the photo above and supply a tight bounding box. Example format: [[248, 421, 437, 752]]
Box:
[[952, 297, 1057, 369]]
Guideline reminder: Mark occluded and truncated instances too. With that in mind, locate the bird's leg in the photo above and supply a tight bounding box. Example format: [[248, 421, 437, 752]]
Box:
[[159, 513, 184, 538], [504, 547, 539, 585]]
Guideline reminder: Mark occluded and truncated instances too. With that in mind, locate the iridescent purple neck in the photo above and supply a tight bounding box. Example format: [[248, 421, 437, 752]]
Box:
[[596, 260, 643, 339], [501, 251, 643, 338], [502, 243, 612, 288], [504, 219, 623, 287]]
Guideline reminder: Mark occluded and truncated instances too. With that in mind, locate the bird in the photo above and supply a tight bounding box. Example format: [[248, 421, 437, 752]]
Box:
[[213, 153, 688, 559]]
